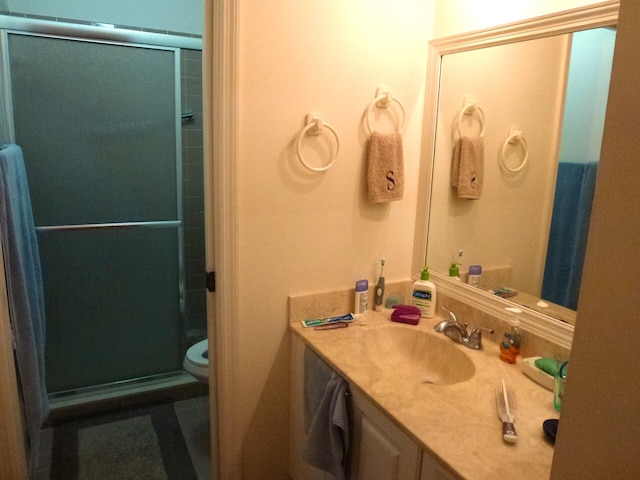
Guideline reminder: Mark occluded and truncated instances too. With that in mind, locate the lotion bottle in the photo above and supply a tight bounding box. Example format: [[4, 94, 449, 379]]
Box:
[[411, 266, 436, 318]]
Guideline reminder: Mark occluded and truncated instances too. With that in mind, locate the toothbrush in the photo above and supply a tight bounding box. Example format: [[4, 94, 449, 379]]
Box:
[[495, 378, 518, 443], [374, 259, 385, 312]]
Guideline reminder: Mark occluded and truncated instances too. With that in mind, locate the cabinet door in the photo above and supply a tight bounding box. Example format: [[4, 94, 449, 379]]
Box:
[[420, 449, 460, 480], [350, 388, 421, 480]]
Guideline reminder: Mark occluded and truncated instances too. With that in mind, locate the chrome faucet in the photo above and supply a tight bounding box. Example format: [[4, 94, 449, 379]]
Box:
[[434, 306, 494, 350]]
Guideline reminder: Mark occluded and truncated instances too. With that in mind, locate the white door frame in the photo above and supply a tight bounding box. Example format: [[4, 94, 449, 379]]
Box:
[[206, 0, 241, 478]]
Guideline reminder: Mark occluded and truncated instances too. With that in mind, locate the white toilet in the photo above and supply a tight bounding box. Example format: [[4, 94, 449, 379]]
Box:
[[183, 339, 209, 383]]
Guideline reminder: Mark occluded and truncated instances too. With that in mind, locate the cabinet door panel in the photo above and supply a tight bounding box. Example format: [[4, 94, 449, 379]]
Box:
[[351, 388, 421, 480], [358, 416, 401, 479], [420, 449, 460, 480]]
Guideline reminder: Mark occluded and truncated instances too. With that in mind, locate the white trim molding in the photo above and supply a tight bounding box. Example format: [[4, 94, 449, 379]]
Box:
[[433, 272, 574, 350], [205, 0, 240, 478], [429, 1, 618, 55]]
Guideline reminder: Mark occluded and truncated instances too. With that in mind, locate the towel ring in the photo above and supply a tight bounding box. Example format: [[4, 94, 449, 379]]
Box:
[[295, 114, 340, 172], [364, 88, 405, 135], [456, 102, 485, 139], [500, 128, 528, 172]]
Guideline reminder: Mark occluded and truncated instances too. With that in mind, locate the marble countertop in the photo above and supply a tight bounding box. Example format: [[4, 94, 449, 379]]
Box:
[[290, 309, 559, 479]]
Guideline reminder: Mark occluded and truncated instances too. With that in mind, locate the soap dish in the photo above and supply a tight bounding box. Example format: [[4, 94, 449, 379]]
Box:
[[522, 356, 554, 391], [391, 305, 421, 325]]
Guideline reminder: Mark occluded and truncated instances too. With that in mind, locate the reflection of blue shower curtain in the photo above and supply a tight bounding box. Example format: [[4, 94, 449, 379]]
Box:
[[542, 162, 598, 310], [0, 144, 48, 474]]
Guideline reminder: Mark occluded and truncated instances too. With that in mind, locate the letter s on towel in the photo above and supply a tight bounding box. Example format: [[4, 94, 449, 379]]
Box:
[[386, 170, 396, 191]]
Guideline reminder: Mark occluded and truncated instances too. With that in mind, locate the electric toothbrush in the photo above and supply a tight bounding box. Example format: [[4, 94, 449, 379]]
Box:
[[374, 258, 385, 312]]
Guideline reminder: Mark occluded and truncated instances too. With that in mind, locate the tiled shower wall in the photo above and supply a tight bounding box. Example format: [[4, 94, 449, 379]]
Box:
[[181, 49, 206, 338]]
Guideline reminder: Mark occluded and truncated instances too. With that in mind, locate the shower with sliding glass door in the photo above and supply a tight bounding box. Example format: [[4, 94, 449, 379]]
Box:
[[2, 21, 206, 397]]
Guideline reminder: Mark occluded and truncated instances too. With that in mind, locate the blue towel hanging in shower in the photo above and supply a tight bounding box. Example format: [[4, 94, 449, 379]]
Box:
[[542, 161, 598, 310], [0, 144, 49, 475]]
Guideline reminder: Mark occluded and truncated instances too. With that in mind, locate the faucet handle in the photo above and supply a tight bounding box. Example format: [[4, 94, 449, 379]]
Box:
[[442, 306, 464, 326], [467, 326, 495, 350]]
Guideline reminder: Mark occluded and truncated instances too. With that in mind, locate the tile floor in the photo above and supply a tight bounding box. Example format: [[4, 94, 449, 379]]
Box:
[[35, 395, 211, 480], [174, 395, 211, 480]]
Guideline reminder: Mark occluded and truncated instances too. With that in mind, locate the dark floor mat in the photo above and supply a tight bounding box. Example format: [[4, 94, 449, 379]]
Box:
[[50, 402, 198, 480]]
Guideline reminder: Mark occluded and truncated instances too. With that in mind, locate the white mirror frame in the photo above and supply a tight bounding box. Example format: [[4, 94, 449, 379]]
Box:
[[414, 0, 619, 350]]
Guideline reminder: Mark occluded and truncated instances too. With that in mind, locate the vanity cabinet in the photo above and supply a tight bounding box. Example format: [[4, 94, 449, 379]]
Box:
[[289, 333, 458, 480], [349, 385, 421, 479], [350, 387, 458, 480]]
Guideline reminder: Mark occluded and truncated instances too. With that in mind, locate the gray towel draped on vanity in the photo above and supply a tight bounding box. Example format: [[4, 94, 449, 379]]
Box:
[[302, 346, 350, 480]]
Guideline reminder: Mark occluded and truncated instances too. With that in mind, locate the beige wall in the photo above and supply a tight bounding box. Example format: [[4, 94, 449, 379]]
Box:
[[233, 0, 610, 478], [552, 0, 640, 476], [236, 1, 433, 477], [0, 0, 622, 479], [231, 0, 608, 478]]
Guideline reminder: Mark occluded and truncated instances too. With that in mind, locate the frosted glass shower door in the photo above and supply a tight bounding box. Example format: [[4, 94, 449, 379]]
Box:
[[8, 33, 183, 392]]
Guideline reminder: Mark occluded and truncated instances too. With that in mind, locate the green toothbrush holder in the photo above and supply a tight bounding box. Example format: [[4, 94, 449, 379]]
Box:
[[553, 361, 569, 411]]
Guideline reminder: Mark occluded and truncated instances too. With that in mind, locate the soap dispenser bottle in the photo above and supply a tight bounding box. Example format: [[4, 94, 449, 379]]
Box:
[[449, 250, 462, 281], [499, 307, 522, 364], [411, 266, 436, 318], [448, 262, 461, 281]]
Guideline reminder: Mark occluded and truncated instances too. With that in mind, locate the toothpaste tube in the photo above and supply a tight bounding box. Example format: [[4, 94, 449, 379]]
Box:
[[315, 323, 349, 331], [300, 313, 355, 328]]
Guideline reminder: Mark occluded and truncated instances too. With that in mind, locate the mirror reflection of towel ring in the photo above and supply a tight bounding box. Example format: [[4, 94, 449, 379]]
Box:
[[364, 89, 406, 135], [296, 114, 340, 172], [500, 128, 528, 172], [456, 102, 485, 139]]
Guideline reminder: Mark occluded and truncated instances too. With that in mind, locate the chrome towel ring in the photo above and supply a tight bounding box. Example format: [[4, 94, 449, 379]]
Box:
[[500, 127, 528, 172], [456, 99, 485, 139], [364, 87, 406, 135], [295, 114, 340, 172]]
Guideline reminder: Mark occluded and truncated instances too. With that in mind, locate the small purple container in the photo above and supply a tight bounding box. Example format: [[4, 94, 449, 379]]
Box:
[[391, 304, 421, 325]]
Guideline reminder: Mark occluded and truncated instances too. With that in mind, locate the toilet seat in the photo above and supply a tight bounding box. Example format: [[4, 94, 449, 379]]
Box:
[[183, 339, 209, 383], [186, 339, 208, 367]]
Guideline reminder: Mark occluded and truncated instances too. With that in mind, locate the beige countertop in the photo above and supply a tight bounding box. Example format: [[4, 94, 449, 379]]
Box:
[[290, 309, 559, 479]]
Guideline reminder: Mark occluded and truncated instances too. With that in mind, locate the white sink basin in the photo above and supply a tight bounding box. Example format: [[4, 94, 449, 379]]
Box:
[[359, 325, 475, 386]]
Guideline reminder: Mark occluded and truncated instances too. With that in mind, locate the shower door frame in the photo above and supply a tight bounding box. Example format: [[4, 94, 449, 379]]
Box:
[[0, 16, 203, 395]]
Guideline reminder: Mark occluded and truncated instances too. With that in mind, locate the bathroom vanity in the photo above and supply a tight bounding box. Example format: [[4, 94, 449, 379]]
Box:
[[289, 296, 560, 479]]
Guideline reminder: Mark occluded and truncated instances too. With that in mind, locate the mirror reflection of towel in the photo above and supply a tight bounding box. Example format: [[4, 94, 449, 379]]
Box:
[[302, 347, 349, 480], [367, 132, 404, 204], [451, 136, 484, 199]]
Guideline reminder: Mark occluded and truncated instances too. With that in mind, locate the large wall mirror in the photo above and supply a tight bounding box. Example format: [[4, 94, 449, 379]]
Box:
[[417, 1, 618, 347]]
